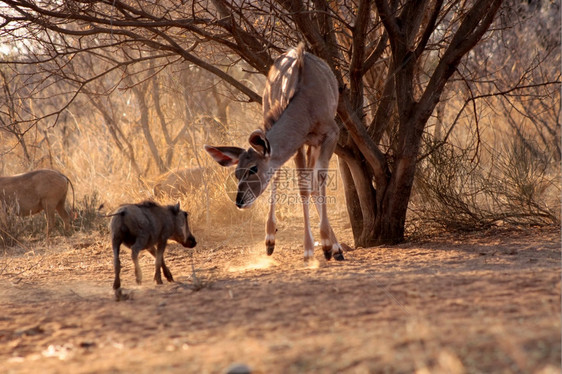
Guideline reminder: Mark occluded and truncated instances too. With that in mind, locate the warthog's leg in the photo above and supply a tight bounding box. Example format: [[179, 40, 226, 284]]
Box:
[[146, 247, 160, 282], [150, 243, 173, 284], [294, 147, 315, 261], [130, 244, 144, 285], [159, 257, 174, 283], [265, 172, 279, 256], [112, 239, 122, 291]]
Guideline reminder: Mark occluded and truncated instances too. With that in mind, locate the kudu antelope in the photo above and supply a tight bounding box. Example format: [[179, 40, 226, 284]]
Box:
[[205, 44, 344, 261]]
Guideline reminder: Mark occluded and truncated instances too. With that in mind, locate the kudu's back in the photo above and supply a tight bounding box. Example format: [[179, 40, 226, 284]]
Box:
[[262, 44, 339, 134]]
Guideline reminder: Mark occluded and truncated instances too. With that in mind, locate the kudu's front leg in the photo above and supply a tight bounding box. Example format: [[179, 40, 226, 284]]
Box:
[[295, 148, 315, 261], [265, 172, 279, 256]]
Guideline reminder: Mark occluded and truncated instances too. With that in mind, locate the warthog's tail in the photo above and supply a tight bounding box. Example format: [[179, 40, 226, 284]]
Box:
[[97, 204, 125, 218]]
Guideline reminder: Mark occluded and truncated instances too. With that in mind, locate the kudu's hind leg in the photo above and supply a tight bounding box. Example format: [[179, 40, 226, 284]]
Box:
[[314, 131, 344, 261], [265, 172, 279, 256], [312, 183, 344, 261], [295, 148, 315, 260]]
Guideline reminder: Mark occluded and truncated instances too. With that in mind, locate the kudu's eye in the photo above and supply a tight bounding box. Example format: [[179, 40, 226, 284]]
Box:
[[248, 165, 258, 175]]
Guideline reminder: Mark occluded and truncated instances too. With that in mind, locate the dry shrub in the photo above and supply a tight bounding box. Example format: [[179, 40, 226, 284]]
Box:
[[0, 200, 28, 248], [411, 136, 560, 232], [492, 138, 560, 224], [155, 167, 267, 232], [0, 200, 50, 248], [187, 252, 217, 291], [72, 192, 108, 233]]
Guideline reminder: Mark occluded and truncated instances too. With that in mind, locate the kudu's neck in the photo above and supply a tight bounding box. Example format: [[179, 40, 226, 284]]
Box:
[[265, 99, 311, 171]]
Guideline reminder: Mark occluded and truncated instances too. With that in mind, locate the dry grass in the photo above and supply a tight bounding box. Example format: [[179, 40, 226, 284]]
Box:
[[410, 119, 560, 234]]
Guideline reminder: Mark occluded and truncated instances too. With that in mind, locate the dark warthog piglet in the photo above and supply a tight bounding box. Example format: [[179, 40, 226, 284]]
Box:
[[109, 201, 196, 299]]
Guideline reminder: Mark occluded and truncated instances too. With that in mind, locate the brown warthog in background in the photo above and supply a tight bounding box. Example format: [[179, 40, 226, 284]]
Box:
[[0, 169, 74, 237], [109, 201, 196, 300], [153, 167, 207, 198]]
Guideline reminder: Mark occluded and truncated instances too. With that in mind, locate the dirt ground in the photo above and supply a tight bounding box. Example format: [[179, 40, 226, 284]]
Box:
[[0, 223, 560, 374]]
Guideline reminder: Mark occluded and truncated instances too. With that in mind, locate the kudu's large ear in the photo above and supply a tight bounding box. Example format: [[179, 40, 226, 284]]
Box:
[[204, 145, 244, 167], [248, 129, 271, 157]]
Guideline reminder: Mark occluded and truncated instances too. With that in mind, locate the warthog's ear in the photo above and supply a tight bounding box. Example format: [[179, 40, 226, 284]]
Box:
[[205, 145, 244, 167], [248, 129, 271, 157], [171, 203, 180, 214]]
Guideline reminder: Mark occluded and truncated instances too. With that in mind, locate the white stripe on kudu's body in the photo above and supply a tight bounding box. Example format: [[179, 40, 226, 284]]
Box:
[[205, 44, 344, 261]]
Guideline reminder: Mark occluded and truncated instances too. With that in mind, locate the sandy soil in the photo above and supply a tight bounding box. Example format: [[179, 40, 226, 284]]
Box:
[[0, 225, 560, 374]]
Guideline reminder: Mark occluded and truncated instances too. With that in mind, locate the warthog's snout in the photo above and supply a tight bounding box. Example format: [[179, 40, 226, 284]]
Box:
[[184, 235, 197, 248]]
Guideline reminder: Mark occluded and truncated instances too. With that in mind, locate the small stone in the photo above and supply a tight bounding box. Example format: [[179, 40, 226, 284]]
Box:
[[225, 363, 252, 374]]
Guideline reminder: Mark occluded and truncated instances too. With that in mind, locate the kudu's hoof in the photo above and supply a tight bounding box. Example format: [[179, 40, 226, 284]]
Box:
[[333, 252, 345, 261], [323, 250, 332, 261], [266, 245, 275, 256]]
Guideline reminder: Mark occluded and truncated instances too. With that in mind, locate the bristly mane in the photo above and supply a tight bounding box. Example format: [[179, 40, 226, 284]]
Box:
[[263, 103, 284, 131], [136, 200, 159, 208], [263, 43, 305, 132]]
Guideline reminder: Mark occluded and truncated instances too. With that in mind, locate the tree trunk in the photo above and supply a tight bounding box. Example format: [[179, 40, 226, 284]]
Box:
[[89, 97, 143, 177], [338, 157, 363, 241], [375, 155, 417, 243], [131, 84, 166, 173], [341, 148, 419, 245]]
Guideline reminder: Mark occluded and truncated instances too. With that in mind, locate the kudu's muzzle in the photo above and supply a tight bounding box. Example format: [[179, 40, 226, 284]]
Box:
[[236, 178, 263, 208]]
